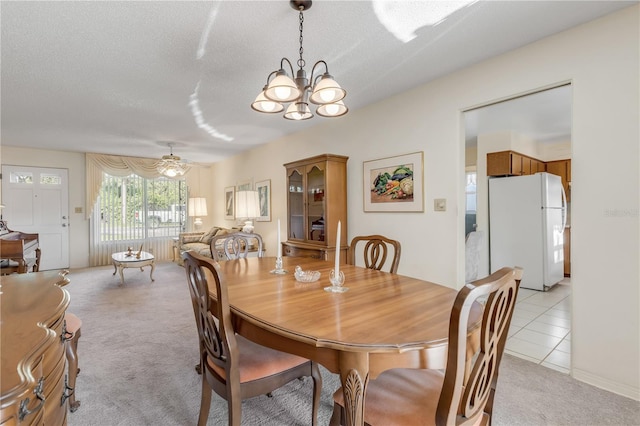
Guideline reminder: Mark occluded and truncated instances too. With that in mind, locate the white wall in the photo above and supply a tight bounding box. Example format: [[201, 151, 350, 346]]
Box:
[[208, 6, 639, 399], [0, 147, 89, 268]]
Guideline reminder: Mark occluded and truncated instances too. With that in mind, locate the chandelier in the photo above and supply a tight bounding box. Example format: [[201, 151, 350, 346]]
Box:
[[251, 0, 348, 120], [157, 143, 188, 177]]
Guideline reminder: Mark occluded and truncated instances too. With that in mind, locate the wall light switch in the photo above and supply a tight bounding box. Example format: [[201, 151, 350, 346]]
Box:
[[75, 207, 83, 213], [434, 198, 446, 212]]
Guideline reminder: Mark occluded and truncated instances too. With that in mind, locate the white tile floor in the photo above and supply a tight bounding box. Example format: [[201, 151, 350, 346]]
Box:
[[505, 278, 571, 374]]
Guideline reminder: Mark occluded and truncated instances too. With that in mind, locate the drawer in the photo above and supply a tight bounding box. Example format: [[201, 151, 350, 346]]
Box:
[[41, 338, 65, 377], [282, 245, 326, 260], [44, 369, 68, 425], [3, 359, 46, 425]]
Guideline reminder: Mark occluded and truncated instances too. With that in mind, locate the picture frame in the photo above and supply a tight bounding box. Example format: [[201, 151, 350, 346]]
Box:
[[236, 179, 253, 192], [224, 186, 235, 219], [255, 179, 271, 222], [363, 151, 424, 212]]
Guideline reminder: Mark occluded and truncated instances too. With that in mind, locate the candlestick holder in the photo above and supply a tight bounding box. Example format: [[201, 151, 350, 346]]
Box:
[[270, 256, 287, 274], [324, 269, 348, 293]]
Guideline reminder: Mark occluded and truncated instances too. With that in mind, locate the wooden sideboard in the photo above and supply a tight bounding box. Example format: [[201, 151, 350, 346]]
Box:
[[1, 271, 71, 425]]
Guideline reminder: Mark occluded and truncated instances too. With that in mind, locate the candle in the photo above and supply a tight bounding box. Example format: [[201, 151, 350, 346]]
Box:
[[335, 220, 341, 274], [277, 219, 282, 258]]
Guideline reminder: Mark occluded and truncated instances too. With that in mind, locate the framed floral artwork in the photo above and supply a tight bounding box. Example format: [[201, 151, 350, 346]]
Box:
[[363, 151, 424, 212], [255, 179, 271, 222]]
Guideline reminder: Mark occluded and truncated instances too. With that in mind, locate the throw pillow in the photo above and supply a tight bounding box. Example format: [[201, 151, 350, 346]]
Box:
[[199, 227, 220, 245]]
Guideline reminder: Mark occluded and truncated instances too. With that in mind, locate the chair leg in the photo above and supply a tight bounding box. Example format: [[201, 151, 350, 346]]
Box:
[[310, 362, 322, 426], [329, 403, 342, 426], [197, 377, 212, 426], [65, 328, 81, 412], [227, 392, 242, 426]]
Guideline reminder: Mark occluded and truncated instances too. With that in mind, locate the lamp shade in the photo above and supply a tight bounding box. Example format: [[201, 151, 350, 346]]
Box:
[[235, 191, 260, 219], [251, 89, 285, 113], [264, 71, 300, 102], [284, 102, 313, 121], [309, 74, 346, 105], [316, 100, 348, 118], [188, 197, 208, 217]]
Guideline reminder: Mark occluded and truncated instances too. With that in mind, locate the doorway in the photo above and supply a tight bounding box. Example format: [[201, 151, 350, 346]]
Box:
[[463, 84, 572, 373], [1, 165, 70, 270]]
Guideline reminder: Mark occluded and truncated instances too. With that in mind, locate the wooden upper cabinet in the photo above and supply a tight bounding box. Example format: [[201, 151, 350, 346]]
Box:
[[282, 154, 348, 263], [545, 159, 571, 202], [487, 151, 537, 176]]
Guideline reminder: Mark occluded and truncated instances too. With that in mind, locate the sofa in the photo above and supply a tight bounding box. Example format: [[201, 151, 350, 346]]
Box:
[[176, 226, 239, 265]]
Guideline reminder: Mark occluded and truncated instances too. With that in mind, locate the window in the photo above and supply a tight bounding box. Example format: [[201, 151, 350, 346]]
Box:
[[465, 171, 477, 237], [9, 171, 33, 183], [96, 173, 187, 241], [90, 173, 187, 265], [465, 171, 477, 213]]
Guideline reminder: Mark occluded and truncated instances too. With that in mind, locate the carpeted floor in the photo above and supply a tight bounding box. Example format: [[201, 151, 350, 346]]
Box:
[[64, 262, 639, 425]]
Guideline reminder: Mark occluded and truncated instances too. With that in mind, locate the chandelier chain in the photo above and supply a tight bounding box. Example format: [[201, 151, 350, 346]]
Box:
[[297, 8, 305, 69]]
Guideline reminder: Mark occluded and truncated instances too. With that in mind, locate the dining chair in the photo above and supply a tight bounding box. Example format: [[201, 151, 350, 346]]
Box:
[[182, 250, 322, 426], [330, 266, 522, 426], [209, 232, 264, 261], [347, 235, 401, 274]]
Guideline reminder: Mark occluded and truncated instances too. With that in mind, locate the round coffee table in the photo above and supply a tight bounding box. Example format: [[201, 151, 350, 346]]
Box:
[[111, 251, 155, 285]]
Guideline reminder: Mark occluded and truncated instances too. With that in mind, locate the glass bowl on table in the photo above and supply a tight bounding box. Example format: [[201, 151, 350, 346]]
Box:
[[294, 266, 321, 283]]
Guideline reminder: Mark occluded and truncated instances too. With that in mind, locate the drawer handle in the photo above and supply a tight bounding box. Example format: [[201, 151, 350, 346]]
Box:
[[19, 377, 45, 421]]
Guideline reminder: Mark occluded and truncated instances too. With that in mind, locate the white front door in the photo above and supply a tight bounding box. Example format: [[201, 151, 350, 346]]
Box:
[[2, 165, 70, 270]]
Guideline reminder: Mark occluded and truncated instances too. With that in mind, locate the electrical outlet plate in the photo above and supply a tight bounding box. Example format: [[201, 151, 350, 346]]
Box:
[[434, 198, 446, 211]]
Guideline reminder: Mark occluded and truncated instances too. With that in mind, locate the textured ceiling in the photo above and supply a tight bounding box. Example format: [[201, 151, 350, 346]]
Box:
[[1, 1, 635, 164]]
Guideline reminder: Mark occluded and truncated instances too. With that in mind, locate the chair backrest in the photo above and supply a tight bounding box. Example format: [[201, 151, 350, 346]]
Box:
[[436, 266, 522, 426], [182, 251, 239, 387], [210, 232, 264, 261], [347, 235, 401, 274]]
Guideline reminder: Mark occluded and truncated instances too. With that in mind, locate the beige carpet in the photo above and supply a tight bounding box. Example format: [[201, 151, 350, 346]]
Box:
[[64, 261, 639, 425]]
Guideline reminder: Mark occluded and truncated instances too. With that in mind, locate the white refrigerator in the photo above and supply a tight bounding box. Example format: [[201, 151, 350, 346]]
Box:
[[489, 172, 567, 291]]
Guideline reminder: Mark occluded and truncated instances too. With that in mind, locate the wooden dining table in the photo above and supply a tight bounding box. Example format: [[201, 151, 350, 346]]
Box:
[[215, 256, 479, 426]]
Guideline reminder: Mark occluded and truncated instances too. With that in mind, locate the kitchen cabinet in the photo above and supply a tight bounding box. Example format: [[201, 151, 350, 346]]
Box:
[[282, 154, 348, 263], [545, 159, 571, 202], [487, 150, 542, 176]]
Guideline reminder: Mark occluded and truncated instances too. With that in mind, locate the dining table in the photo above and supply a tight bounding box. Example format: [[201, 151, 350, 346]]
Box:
[[215, 256, 481, 426]]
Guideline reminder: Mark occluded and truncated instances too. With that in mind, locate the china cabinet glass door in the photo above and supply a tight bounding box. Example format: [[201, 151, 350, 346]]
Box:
[[307, 165, 325, 242], [288, 170, 304, 240]]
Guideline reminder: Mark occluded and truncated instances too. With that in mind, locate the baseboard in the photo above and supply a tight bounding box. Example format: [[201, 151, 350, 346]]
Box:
[[572, 368, 640, 401]]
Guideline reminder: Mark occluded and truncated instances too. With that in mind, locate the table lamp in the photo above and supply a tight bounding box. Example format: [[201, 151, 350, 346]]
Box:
[[235, 190, 260, 233], [188, 197, 208, 230]]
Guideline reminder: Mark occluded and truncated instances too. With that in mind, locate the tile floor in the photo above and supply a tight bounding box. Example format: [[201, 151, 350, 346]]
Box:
[[505, 278, 571, 374]]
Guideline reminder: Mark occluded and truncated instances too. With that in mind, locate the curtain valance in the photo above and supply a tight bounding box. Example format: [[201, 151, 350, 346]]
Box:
[[85, 153, 191, 219]]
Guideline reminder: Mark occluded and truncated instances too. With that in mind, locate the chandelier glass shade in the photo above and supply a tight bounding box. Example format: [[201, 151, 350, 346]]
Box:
[[157, 144, 188, 177], [251, 0, 348, 120]]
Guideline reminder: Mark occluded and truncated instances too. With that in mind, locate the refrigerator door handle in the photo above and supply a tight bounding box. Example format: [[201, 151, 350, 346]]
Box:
[[561, 184, 568, 230]]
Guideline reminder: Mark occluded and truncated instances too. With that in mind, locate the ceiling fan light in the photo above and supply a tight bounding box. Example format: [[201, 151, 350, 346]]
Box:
[[284, 102, 313, 120], [265, 71, 300, 102], [309, 74, 346, 104], [316, 100, 348, 118], [157, 146, 188, 177], [251, 90, 284, 113]]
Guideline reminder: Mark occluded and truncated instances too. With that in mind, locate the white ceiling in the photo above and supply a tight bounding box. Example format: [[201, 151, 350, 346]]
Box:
[[1, 1, 635, 164]]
